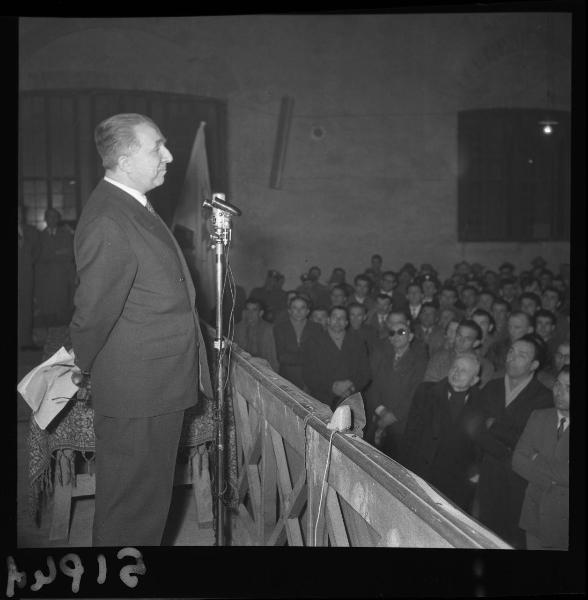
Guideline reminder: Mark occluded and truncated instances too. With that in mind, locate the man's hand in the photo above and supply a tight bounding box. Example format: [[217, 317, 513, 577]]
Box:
[[71, 369, 91, 400], [377, 409, 397, 429], [332, 379, 355, 398], [485, 417, 496, 429]]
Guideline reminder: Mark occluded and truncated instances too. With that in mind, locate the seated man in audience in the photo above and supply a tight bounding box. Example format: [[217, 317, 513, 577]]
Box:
[[397, 262, 417, 296], [519, 292, 542, 319], [424, 319, 494, 388], [520, 277, 542, 296], [538, 268, 554, 292], [234, 298, 279, 371], [537, 340, 569, 390], [329, 284, 349, 308], [534, 308, 566, 372], [273, 289, 299, 324], [438, 284, 464, 319], [498, 277, 519, 310], [348, 274, 375, 311], [297, 265, 331, 309], [541, 286, 569, 342], [327, 267, 354, 295], [420, 273, 439, 305], [473, 334, 552, 549], [301, 306, 371, 411], [512, 365, 569, 550], [348, 302, 379, 353], [377, 270, 408, 312], [430, 316, 457, 358], [400, 353, 484, 512], [459, 284, 479, 319], [483, 270, 500, 294], [491, 298, 511, 341], [366, 253, 384, 289], [366, 293, 394, 340], [471, 308, 496, 359], [365, 311, 428, 459], [406, 280, 425, 321], [309, 306, 329, 331], [274, 295, 323, 390], [477, 290, 496, 314], [486, 310, 534, 375], [498, 261, 516, 281], [413, 301, 444, 358], [249, 269, 288, 324]]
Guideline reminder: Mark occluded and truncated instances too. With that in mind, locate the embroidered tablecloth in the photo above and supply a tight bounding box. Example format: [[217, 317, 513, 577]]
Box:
[[28, 326, 237, 520]]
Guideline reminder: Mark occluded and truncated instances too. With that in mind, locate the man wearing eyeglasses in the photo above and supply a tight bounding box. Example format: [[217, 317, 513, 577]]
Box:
[[365, 311, 428, 459]]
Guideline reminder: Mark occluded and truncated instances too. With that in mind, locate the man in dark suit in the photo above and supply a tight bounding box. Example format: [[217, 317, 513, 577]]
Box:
[[274, 295, 322, 390], [473, 334, 552, 548], [301, 306, 371, 410], [399, 353, 484, 512], [70, 113, 212, 546], [512, 365, 569, 550], [365, 311, 428, 459]]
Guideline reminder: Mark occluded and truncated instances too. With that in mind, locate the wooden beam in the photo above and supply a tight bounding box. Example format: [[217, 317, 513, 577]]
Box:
[[260, 420, 277, 543], [269, 426, 304, 546], [237, 504, 258, 546], [325, 487, 349, 547], [266, 518, 287, 546], [286, 472, 307, 519]]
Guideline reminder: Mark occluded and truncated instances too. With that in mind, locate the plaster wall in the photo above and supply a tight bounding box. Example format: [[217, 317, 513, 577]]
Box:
[[19, 14, 572, 293]]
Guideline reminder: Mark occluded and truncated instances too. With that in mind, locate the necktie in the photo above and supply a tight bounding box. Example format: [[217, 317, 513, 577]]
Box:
[[557, 417, 566, 440], [144, 199, 156, 215]]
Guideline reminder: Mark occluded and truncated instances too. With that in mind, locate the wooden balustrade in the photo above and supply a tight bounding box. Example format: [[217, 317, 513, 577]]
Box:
[[227, 344, 511, 548]]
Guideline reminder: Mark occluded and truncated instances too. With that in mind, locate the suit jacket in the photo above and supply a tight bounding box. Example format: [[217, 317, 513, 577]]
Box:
[[274, 318, 323, 389], [365, 311, 390, 339], [234, 319, 279, 371], [400, 379, 483, 510], [70, 180, 212, 418], [512, 408, 569, 549], [366, 341, 428, 436], [301, 329, 371, 410], [474, 376, 553, 546]]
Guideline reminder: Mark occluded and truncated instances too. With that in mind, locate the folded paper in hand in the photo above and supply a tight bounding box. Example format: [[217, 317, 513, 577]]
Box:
[[17, 346, 80, 430]]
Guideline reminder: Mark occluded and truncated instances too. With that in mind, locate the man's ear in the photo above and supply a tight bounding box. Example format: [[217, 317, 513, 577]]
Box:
[[117, 153, 131, 173], [473, 339, 481, 349], [471, 374, 480, 388]]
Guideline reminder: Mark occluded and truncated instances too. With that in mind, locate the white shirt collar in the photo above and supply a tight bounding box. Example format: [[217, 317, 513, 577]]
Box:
[[104, 176, 148, 207]]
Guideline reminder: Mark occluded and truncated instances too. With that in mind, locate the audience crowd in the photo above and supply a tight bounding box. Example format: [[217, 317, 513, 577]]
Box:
[[231, 255, 571, 550]]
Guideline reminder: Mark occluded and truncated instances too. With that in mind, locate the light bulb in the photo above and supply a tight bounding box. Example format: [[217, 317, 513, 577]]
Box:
[[542, 124, 553, 135]]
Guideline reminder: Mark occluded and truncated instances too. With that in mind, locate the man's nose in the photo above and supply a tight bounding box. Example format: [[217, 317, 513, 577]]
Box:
[[161, 146, 173, 162]]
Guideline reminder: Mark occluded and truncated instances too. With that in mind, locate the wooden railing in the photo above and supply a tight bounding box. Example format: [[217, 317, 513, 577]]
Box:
[[227, 344, 511, 548]]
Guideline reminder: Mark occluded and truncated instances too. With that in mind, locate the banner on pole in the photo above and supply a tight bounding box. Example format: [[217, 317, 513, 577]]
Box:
[[172, 121, 214, 317]]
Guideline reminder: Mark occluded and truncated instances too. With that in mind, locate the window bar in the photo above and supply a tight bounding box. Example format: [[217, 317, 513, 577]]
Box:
[[44, 94, 53, 210]]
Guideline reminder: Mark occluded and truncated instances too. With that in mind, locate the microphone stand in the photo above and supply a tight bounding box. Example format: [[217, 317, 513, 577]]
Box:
[[203, 193, 240, 547]]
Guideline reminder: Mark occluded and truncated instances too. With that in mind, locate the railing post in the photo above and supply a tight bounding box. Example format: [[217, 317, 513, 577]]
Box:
[[306, 427, 328, 546]]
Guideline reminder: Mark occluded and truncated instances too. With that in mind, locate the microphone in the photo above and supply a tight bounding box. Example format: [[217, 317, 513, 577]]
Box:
[[204, 193, 242, 217]]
